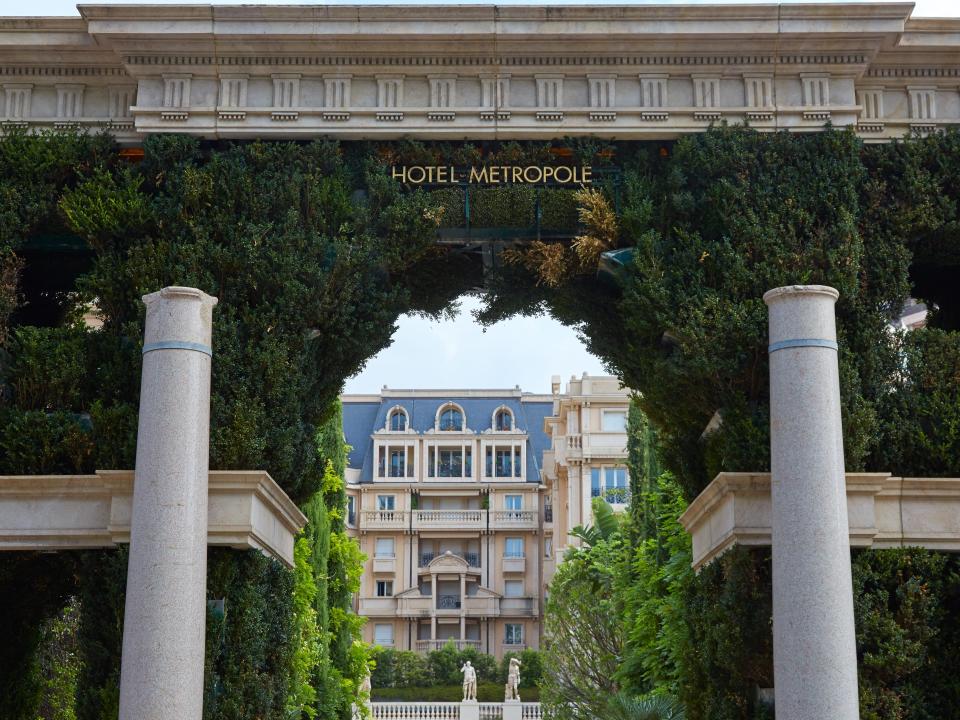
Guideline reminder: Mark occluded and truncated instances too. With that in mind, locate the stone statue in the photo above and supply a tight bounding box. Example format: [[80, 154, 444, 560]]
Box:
[[505, 657, 522, 701], [460, 660, 478, 701], [360, 669, 371, 697]]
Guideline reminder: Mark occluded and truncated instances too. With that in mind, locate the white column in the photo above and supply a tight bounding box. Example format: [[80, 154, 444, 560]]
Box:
[[764, 285, 859, 720], [119, 286, 218, 720], [460, 573, 467, 639], [431, 573, 438, 645]]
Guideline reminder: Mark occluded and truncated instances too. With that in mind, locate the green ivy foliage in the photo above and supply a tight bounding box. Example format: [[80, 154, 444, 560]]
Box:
[[0, 552, 79, 720], [854, 549, 960, 720], [0, 134, 433, 719], [204, 549, 295, 720], [4, 128, 960, 720], [618, 405, 960, 720], [873, 328, 960, 476]]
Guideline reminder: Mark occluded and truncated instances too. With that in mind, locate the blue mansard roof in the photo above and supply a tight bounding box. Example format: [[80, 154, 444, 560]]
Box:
[[341, 392, 554, 484]]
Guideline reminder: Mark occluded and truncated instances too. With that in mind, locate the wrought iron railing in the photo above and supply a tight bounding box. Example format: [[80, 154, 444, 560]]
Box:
[[437, 594, 461, 609]]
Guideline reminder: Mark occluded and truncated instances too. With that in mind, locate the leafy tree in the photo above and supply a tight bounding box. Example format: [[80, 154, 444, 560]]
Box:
[[541, 506, 624, 720], [569, 497, 619, 547]]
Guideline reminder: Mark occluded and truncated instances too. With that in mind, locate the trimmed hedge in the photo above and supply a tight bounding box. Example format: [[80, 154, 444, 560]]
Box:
[[372, 683, 540, 703]]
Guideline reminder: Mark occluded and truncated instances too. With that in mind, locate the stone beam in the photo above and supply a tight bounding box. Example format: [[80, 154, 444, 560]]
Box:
[[0, 469, 307, 567], [679, 472, 960, 570]]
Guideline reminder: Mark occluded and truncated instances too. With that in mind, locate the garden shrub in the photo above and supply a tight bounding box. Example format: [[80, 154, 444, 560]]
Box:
[[372, 683, 538, 702], [370, 645, 543, 696], [874, 328, 960, 476]]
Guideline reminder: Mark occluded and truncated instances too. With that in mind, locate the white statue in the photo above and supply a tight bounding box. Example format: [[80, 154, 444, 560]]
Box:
[[505, 657, 522, 701], [460, 660, 478, 701]]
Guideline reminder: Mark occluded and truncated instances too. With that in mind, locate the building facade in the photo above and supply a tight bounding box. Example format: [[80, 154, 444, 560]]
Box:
[[541, 375, 632, 568], [343, 375, 630, 658], [1, 5, 959, 144], [343, 389, 553, 658]]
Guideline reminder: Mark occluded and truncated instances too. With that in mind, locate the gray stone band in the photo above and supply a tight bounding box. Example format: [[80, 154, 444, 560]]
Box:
[[768, 338, 838, 354], [142, 340, 213, 357]]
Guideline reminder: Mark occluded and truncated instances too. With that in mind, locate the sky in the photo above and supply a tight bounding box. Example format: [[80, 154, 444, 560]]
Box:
[[344, 296, 606, 394], [6, 0, 960, 16], [8, 0, 958, 391]]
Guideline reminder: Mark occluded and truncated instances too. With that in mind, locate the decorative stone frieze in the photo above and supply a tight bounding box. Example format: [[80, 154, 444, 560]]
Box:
[[0, 4, 956, 142]]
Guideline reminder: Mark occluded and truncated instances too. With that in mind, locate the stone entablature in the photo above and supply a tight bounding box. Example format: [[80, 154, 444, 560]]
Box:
[[0, 470, 307, 567], [1, 4, 959, 142], [679, 472, 960, 570]]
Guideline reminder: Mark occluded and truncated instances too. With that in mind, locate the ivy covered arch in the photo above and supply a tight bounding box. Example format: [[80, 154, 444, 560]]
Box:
[[2, 127, 960, 719]]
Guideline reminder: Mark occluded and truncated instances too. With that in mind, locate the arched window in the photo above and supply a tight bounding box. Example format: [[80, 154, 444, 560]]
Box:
[[388, 408, 407, 432], [438, 404, 464, 432], [494, 408, 514, 431]]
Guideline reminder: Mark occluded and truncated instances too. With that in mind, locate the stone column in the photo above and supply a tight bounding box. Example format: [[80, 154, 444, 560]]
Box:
[[459, 572, 467, 640], [764, 285, 859, 720], [119, 286, 218, 720]]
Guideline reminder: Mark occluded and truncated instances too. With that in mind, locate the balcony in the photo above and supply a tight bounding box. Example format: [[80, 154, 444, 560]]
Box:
[[490, 509, 538, 530], [591, 486, 632, 506], [360, 509, 408, 530], [372, 556, 396, 573], [463, 594, 499, 615], [412, 509, 486, 531], [416, 639, 480, 652], [586, 433, 629, 459], [436, 594, 462, 611], [395, 589, 503, 617], [501, 597, 538, 616], [502, 555, 526, 573], [420, 551, 479, 568], [358, 596, 398, 615], [397, 593, 433, 617]]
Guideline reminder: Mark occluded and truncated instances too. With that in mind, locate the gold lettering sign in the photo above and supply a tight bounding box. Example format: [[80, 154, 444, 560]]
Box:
[[391, 165, 592, 185]]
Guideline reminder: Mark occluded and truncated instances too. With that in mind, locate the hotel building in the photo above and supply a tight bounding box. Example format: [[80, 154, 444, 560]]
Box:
[[342, 374, 631, 658]]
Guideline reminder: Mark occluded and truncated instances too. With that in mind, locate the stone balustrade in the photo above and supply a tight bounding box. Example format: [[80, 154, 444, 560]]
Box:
[[489, 510, 538, 530], [414, 639, 481, 652], [362, 701, 541, 720], [361, 509, 410, 530], [371, 702, 460, 720], [413, 509, 486, 530]]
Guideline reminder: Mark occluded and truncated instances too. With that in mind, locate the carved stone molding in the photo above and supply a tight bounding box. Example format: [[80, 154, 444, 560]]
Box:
[[0, 4, 956, 143]]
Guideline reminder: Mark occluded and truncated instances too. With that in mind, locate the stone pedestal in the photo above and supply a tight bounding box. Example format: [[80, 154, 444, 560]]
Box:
[[503, 699, 523, 720], [764, 285, 859, 720], [118, 287, 218, 720], [460, 699, 479, 720]]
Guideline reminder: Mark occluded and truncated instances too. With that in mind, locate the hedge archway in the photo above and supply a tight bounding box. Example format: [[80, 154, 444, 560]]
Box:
[[2, 128, 960, 719]]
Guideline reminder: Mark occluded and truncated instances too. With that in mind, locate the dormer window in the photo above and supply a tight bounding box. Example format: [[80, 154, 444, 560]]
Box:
[[438, 404, 464, 432], [494, 408, 514, 432], [388, 407, 408, 432]]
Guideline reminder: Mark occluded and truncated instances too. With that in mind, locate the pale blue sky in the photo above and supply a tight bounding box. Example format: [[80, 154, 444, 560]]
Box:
[[345, 296, 606, 394], [7, 0, 960, 16], [10, 0, 957, 392]]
